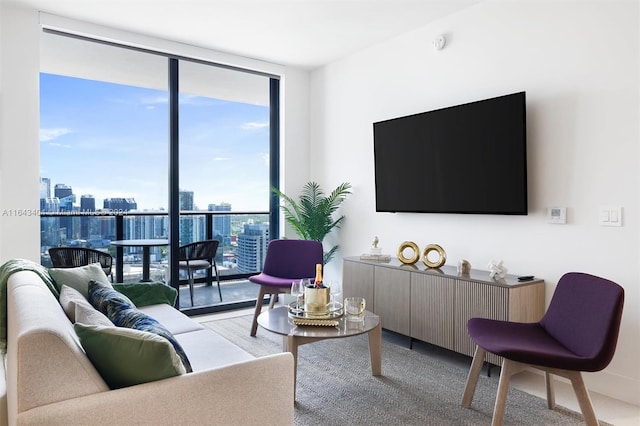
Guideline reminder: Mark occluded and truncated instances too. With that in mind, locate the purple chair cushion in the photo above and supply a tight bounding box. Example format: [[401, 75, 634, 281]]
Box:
[[248, 239, 323, 289], [467, 272, 624, 372]]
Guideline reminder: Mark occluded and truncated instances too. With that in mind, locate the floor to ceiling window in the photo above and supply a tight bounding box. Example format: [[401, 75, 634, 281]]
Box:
[[39, 29, 279, 314]]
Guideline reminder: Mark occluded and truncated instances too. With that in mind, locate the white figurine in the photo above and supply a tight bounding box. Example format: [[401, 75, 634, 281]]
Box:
[[371, 236, 382, 255], [487, 259, 508, 279]]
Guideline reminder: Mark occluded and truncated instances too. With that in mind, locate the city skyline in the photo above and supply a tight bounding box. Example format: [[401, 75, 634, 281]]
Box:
[[39, 73, 271, 211], [40, 177, 240, 213]]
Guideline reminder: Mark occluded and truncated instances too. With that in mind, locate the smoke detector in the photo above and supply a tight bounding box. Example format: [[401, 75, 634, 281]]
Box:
[[433, 35, 446, 51]]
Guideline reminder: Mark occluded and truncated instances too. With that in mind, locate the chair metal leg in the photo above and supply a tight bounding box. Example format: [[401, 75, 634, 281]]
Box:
[[213, 263, 222, 301], [188, 270, 194, 306], [251, 286, 267, 336], [462, 346, 486, 407]]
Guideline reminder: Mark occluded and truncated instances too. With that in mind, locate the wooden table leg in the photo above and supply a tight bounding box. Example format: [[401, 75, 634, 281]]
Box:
[[368, 322, 382, 376], [285, 335, 299, 398]]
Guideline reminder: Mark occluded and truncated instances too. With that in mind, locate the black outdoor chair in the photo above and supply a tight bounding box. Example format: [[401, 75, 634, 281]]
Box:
[[48, 247, 114, 282], [178, 239, 222, 306]]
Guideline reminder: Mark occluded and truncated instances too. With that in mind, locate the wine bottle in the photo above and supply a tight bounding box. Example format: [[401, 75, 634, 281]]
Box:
[[314, 263, 323, 288]]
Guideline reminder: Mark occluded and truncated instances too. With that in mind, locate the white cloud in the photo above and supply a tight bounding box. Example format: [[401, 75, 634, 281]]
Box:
[[240, 121, 269, 130], [213, 157, 231, 161], [141, 95, 168, 105], [40, 128, 71, 142]]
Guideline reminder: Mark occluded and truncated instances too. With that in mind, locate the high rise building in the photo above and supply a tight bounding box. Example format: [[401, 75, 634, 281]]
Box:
[[208, 203, 232, 245], [55, 185, 76, 241], [80, 195, 96, 240], [179, 190, 194, 210], [179, 190, 195, 244], [54, 183, 73, 200], [39, 177, 51, 199], [103, 198, 137, 212], [236, 222, 269, 273], [80, 194, 96, 212]]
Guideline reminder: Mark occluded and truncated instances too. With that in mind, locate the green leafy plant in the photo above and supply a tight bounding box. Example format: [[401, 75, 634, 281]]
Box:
[[273, 181, 352, 264]]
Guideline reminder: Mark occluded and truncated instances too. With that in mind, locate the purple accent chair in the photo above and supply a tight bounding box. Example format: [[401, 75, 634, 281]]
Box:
[[461, 272, 624, 426], [249, 239, 324, 336]]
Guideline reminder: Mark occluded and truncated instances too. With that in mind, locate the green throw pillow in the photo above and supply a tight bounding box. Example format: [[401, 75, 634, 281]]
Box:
[[106, 299, 192, 373], [50, 263, 112, 298], [112, 282, 177, 307], [74, 323, 186, 389]]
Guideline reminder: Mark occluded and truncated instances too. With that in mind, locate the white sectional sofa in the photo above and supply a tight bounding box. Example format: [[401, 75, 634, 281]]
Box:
[[2, 269, 294, 425]]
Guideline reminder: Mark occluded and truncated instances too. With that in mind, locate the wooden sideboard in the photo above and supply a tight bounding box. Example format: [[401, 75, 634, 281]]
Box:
[[342, 256, 545, 365]]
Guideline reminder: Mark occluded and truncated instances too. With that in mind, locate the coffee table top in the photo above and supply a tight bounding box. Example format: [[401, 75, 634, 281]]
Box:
[[257, 305, 379, 339]]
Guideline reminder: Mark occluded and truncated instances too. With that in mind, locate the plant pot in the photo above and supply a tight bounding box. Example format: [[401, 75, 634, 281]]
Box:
[[304, 286, 330, 313]]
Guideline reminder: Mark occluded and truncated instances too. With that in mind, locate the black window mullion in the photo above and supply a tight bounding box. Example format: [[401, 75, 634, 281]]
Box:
[[168, 58, 180, 304]]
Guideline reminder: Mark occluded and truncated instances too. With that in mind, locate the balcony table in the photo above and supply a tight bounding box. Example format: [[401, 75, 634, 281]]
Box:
[[111, 239, 169, 282]]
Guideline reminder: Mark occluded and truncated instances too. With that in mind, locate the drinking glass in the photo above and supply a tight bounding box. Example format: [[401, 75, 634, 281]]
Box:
[[291, 280, 304, 312], [329, 281, 341, 307], [344, 297, 366, 322]]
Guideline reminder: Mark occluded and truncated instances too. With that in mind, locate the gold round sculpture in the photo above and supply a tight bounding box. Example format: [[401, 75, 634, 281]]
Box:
[[422, 244, 446, 268], [397, 241, 420, 264]]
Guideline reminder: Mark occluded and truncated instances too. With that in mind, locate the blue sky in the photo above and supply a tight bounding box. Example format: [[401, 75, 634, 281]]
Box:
[[40, 73, 270, 211]]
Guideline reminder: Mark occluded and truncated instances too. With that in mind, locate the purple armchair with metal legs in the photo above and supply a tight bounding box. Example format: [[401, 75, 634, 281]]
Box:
[[461, 272, 624, 426], [249, 239, 324, 336]]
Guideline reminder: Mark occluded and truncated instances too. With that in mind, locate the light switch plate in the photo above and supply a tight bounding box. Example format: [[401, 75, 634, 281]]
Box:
[[599, 205, 623, 227]]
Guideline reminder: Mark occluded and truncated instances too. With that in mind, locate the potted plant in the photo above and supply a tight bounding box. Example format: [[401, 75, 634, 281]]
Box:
[[273, 181, 351, 264]]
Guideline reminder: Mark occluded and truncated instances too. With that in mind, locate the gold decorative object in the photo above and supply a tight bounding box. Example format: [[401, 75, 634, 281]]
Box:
[[397, 241, 420, 264], [422, 244, 446, 268]]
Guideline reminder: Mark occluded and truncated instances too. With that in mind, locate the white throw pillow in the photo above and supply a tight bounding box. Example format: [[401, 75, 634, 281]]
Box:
[[50, 263, 112, 298], [59, 285, 95, 322], [75, 302, 113, 327]]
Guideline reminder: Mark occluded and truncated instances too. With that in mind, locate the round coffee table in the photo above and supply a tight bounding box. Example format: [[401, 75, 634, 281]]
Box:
[[257, 305, 382, 397]]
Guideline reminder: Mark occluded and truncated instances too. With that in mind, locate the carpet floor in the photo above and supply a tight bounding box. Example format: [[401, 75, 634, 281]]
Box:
[[202, 314, 606, 426]]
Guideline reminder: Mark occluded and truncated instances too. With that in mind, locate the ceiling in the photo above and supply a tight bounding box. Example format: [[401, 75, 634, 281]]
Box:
[[7, 0, 481, 69]]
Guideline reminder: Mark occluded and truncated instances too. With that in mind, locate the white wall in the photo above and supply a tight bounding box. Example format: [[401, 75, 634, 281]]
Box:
[[0, 2, 41, 262], [310, 0, 640, 405]]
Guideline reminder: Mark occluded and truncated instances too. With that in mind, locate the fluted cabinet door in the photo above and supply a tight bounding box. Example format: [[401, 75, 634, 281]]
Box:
[[374, 266, 411, 335], [455, 280, 508, 365], [410, 273, 455, 351], [342, 259, 374, 303]]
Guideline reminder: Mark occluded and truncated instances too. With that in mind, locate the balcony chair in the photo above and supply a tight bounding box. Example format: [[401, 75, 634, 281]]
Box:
[[461, 272, 624, 426], [178, 239, 222, 306], [49, 247, 114, 282], [249, 239, 324, 336]]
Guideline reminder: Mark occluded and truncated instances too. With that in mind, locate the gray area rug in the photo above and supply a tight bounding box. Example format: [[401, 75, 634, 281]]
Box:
[[202, 315, 603, 426]]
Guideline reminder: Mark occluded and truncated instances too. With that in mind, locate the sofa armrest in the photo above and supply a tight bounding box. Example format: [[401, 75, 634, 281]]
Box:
[[17, 353, 294, 426]]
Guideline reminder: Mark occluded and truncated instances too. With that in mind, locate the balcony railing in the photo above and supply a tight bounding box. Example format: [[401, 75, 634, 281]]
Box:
[[40, 210, 270, 311]]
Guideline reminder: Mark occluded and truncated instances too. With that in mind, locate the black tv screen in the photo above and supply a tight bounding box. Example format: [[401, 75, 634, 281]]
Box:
[[373, 92, 527, 215]]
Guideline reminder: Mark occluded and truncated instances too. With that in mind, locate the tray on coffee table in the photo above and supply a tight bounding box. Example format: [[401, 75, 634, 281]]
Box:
[[288, 301, 343, 320]]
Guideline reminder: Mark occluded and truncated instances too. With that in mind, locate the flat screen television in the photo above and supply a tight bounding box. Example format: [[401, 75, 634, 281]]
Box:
[[373, 91, 527, 215]]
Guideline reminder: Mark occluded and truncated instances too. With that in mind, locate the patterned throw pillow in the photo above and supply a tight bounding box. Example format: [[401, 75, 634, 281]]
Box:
[[106, 299, 193, 373], [88, 280, 136, 314]]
